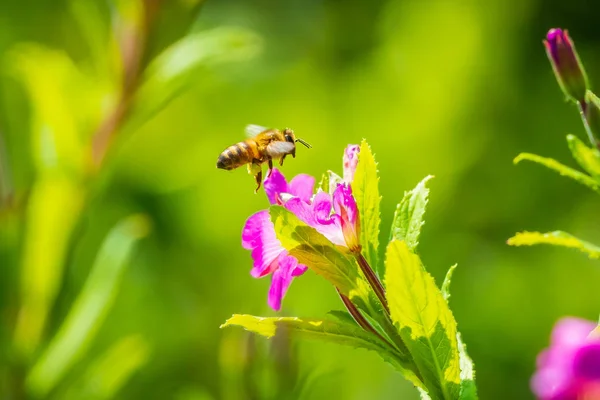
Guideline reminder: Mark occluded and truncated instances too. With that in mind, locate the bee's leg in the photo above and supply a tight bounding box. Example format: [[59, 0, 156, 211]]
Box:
[[279, 154, 286, 166], [267, 158, 274, 177], [248, 162, 262, 193], [254, 169, 263, 193]]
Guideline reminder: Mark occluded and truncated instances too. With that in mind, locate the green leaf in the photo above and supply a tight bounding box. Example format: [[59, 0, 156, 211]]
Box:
[[457, 333, 478, 400], [513, 153, 600, 193], [441, 264, 457, 302], [567, 134, 600, 180], [221, 315, 423, 388], [26, 215, 150, 397], [124, 27, 262, 133], [351, 140, 381, 274], [390, 175, 433, 252], [270, 206, 369, 301], [507, 230, 600, 259], [385, 240, 461, 400]]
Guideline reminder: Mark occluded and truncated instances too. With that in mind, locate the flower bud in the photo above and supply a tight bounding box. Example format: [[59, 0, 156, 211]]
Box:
[[544, 28, 589, 102]]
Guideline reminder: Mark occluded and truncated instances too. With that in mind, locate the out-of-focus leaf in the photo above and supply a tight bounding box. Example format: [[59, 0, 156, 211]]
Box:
[[507, 231, 600, 259], [513, 153, 600, 193], [385, 240, 461, 400], [65, 335, 150, 400], [327, 170, 343, 195], [441, 264, 457, 302], [221, 315, 423, 387], [9, 44, 109, 171], [269, 206, 369, 302], [390, 175, 433, 252], [457, 333, 478, 400], [13, 177, 84, 356], [26, 215, 150, 397], [567, 134, 600, 180], [351, 140, 381, 274], [124, 27, 262, 133]]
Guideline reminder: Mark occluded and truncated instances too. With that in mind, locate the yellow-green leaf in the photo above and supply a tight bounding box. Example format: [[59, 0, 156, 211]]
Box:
[[221, 315, 423, 388], [385, 240, 461, 400], [514, 153, 600, 193], [351, 140, 381, 273], [567, 134, 600, 180], [507, 231, 600, 259], [441, 264, 457, 302], [270, 206, 369, 301], [390, 175, 433, 252]]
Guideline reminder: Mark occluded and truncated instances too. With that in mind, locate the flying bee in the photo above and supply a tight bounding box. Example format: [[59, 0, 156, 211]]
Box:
[[216, 124, 312, 192]]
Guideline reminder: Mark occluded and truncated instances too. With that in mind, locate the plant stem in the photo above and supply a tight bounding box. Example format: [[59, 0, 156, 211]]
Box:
[[337, 290, 395, 348], [355, 253, 390, 315], [578, 100, 598, 148]]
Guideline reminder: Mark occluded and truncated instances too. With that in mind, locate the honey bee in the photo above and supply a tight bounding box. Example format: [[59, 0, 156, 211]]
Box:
[[216, 124, 311, 192]]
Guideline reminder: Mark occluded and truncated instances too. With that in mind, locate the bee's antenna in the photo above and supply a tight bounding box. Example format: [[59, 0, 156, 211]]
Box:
[[296, 138, 312, 148]]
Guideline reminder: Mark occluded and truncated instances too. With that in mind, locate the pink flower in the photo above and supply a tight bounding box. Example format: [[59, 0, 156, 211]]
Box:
[[241, 145, 361, 311], [544, 28, 588, 102], [532, 317, 600, 400]]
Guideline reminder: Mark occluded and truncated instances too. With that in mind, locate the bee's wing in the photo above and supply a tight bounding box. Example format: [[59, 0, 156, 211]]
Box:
[[245, 124, 269, 138], [266, 141, 295, 158]]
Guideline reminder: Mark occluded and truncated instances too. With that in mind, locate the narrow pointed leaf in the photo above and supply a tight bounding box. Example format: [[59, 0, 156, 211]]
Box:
[[270, 206, 369, 301], [507, 230, 600, 259], [567, 134, 600, 180], [221, 315, 423, 389], [351, 140, 381, 273], [390, 175, 433, 252], [514, 153, 600, 193], [441, 264, 457, 302], [385, 240, 461, 400]]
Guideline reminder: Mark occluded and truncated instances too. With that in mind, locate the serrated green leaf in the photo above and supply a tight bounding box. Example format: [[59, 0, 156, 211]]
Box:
[[457, 333, 478, 400], [385, 240, 461, 400], [351, 140, 381, 274], [514, 153, 600, 193], [221, 315, 423, 389], [327, 170, 343, 195], [567, 134, 600, 180], [318, 172, 329, 193], [269, 206, 369, 301], [390, 175, 433, 252], [441, 264, 457, 302], [507, 230, 600, 259], [124, 27, 262, 133], [327, 310, 357, 325]]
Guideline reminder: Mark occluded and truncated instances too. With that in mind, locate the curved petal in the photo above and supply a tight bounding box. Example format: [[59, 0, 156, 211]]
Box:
[[288, 174, 315, 203], [264, 168, 288, 205], [267, 252, 305, 311], [284, 197, 345, 246], [333, 183, 358, 227], [552, 318, 596, 348], [343, 144, 360, 183], [573, 341, 600, 380], [242, 210, 285, 278]]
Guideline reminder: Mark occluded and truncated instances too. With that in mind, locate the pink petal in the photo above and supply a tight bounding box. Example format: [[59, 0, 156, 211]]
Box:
[[267, 253, 305, 311], [264, 168, 288, 205], [552, 318, 596, 348], [343, 144, 360, 183], [284, 197, 345, 246], [288, 174, 316, 203], [242, 210, 286, 278], [333, 183, 358, 227]]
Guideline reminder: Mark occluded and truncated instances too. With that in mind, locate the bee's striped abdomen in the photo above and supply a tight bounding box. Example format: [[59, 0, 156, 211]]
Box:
[[216, 140, 257, 170]]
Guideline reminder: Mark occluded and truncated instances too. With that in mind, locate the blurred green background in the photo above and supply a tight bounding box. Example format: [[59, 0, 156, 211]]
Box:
[[1, 0, 600, 399]]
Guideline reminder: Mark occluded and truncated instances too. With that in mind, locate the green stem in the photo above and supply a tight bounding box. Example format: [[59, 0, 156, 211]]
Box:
[[578, 100, 597, 147], [355, 253, 389, 315]]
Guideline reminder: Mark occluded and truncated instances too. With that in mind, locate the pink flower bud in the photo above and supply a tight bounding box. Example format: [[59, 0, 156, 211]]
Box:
[[544, 29, 589, 102]]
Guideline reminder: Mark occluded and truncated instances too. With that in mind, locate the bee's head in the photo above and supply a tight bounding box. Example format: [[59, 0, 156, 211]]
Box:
[[283, 128, 311, 158]]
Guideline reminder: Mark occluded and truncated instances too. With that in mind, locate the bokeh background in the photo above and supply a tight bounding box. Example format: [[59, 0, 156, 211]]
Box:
[[1, 0, 600, 399]]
